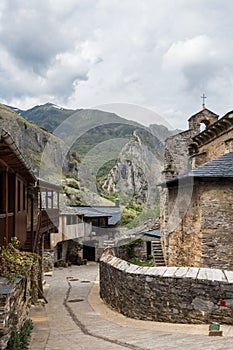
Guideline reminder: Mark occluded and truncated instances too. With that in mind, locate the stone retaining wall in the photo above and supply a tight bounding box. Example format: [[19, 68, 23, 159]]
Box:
[[0, 276, 31, 349], [100, 254, 233, 324]]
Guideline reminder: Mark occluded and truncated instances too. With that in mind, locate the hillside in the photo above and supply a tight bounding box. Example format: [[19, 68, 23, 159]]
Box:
[[7, 103, 144, 158], [6, 103, 76, 132], [0, 105, 117, 206], [4, 103, 179, 218], [0, 104, 79, 179]]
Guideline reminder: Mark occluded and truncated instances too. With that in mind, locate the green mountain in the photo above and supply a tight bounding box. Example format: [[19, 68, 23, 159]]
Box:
[[6, 103, 76, 132], [5, 103, 179, 219], [6, 103, 141, 157]]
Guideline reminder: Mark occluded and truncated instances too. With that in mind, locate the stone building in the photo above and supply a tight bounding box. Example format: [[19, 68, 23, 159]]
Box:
[[160, 106, 233, 270]]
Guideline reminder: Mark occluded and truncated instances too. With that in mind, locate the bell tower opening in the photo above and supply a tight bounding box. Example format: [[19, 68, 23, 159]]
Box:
[[188, 109, 218, 134], [200, 119, 211, 132]]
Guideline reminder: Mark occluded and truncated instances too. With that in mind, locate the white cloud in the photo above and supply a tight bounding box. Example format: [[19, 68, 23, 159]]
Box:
[[1, 1, 233, 128], [162, 35, 217, 71]]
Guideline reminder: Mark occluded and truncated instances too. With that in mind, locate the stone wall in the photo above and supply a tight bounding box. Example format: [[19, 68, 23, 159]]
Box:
[[100, 254, 233, 324], [166, 180, 233, 270], [200, 180, 233, 269], [163, 130, 195, 180], [160, 108, 233, 271], [115, 239, 146, 261], [193, 127, 233, 167], [0, 276, 31, 349]]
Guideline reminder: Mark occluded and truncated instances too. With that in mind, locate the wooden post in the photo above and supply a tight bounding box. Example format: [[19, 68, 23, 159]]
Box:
[[45, 189, 48, 209], [3, 171, 9, 244]]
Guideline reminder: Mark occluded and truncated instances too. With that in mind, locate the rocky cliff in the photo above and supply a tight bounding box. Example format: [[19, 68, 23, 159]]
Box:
[[2, 103, 177, 211], [0, 104, 78, 182], [98, 128, 163, 209]]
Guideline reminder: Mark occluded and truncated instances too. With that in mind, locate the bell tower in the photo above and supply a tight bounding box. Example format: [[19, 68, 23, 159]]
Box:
[[188, 95, 218, 133]]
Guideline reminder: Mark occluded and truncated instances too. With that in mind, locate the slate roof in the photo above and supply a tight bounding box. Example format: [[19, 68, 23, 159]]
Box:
[[162, 151, 233, 186], [69, 206, 121, 226], [0, 277, 22, 295], [190, 151, 233, 178], [143, 229, 161, 237]]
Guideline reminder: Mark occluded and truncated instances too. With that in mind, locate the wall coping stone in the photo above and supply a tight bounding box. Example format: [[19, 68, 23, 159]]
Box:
[[0, 277, 22, 295], [100, 254, 233, 283]]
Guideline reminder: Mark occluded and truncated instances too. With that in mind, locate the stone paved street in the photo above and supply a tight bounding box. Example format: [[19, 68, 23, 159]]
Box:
[[29, 263, 233, 350]]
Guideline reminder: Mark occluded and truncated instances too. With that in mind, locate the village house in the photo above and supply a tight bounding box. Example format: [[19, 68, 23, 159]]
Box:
[[0, 128, 61, 349], [50, 205, 121, 265], [0, 128, 61, 253], [160, 105, 233, 270]]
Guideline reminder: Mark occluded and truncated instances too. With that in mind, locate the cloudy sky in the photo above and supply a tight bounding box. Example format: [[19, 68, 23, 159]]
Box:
[[1, 0, 233, 128]]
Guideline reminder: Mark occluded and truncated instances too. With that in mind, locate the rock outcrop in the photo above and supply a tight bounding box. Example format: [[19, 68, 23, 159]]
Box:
[[0, 104, 79, 182], [99, 129, 163, 207]]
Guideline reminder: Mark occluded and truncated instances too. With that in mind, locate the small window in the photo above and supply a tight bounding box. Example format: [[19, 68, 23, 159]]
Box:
[[47, 191, 53, 208], [66, 215, 77, 225]]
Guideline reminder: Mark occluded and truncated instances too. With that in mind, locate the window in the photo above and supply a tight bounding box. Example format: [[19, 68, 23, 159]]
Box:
[[66, 215, 77, 225], [77, 216, 83, 224], [47, 191, 53, 208]]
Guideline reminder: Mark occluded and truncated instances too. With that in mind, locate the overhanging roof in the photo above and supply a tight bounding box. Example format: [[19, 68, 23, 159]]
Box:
[[37, 178, 62, 192], [0, 128, 36, 182], [160, 151, 233, 187], [70, 206, 121, 225]]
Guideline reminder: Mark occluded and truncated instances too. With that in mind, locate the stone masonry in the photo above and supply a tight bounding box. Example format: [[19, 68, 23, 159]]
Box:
[[0, 276, 32, 349], [100, 253, 233, 325], [160, 108, 233, 269]]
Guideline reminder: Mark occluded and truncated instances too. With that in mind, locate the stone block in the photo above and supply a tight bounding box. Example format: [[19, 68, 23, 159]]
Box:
[[163, 267, 178, 277], [224, 270, 233, 283], [185, 267, 199, 279], [174, 267, 189, 278], [197, 268, 227, 282]]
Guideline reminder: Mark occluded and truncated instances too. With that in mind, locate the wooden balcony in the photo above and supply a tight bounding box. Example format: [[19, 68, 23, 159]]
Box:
[[32, 208, 59, 253]]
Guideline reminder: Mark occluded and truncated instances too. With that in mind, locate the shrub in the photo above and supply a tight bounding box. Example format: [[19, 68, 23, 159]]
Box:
[[6, 319, 34, 350]]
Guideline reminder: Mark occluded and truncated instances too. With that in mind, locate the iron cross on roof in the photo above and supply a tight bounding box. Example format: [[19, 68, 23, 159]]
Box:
[[201, 93, 207, 109]]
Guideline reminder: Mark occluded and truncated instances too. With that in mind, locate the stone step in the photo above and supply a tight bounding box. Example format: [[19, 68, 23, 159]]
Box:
[[151, 240, 165, 266]]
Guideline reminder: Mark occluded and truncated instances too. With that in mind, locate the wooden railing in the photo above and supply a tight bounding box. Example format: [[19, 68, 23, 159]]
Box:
[[33, 208, 59, 252], [39, 209, 59, 234]]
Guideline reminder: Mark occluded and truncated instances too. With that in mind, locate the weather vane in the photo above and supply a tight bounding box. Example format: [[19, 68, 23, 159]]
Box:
[[201, 93, 207, 109]]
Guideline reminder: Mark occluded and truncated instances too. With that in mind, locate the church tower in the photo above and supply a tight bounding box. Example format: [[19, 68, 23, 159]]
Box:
[[188, 95, 218, 132]]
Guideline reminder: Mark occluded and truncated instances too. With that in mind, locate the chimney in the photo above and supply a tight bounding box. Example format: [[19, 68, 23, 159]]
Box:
[[115, 198, 120, 207]]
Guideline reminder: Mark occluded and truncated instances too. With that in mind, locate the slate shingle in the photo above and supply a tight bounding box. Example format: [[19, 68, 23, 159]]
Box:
[[190, 151, 233, 177]]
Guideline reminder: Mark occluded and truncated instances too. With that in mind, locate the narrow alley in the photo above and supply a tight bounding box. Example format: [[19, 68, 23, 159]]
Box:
[[29, 263, 233, 350]]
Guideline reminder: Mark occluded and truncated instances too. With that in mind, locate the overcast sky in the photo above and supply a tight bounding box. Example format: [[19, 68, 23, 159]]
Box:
[[1, 0, 233, 128]]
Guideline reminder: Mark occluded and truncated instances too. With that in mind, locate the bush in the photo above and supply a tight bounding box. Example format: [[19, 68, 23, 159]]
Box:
[[7, 319, 34, 350]]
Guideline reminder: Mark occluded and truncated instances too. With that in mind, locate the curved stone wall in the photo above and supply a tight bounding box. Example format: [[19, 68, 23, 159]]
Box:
[[100, 254, 233, 324]]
